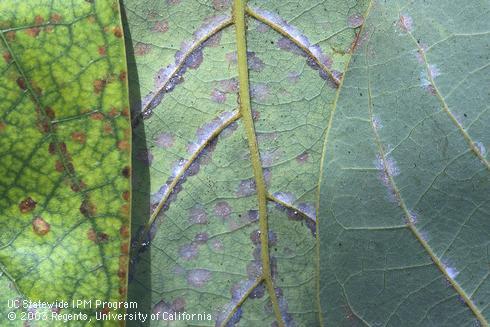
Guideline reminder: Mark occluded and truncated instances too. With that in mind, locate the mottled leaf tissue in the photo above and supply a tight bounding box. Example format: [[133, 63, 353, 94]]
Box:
[[0, 0, 488, 326]]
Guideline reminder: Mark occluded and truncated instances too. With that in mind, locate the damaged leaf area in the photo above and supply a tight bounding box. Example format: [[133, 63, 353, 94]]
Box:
[[0, 0, 130, 324], [125, 0, 367, 325], [318, 1, 490, 326]]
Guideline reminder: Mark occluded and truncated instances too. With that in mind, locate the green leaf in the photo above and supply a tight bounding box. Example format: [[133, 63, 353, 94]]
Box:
[[0, 0, 130, 325], [318, 1, 489, 326], [123, 0, 366, 325]]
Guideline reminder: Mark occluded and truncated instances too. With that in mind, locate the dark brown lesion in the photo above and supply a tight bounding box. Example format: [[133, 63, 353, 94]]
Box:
[[80, 199, 97, 218], [19, 197, 37, 213]]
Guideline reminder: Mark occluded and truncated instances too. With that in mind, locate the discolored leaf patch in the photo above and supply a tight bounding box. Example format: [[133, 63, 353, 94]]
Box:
[[0, 0, 131, 321]]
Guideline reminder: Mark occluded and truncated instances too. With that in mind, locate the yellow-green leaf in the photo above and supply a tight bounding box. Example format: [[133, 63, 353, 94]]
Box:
[[0, 0, 131, 325]]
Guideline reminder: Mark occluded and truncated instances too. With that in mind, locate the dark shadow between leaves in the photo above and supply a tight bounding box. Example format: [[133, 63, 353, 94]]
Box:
[[120, 4, 151, 326]]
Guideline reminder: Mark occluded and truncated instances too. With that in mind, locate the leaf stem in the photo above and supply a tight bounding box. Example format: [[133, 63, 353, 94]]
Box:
[[233, 0, 284, 326]]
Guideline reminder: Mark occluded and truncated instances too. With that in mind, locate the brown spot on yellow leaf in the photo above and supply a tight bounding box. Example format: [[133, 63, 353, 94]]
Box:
[[48, 142, 56, 155], [26, 27, 41, 37], [120, 204, 129, 216], [103, 122, 113, 134], [122, 166, 130, 178], [50, 13, 62, 23], [120, 242, 129, 254], [117, 268, 126, 279], [80, 199, 96, 218], [119, 225, 129, 238], [2, 52, 11, 63], [122, 191, 130, 202], [119, 71, 126, 81], [71, 131, 86, 144], [16, 78, 26, 90], [93, 79, 106, 94], [113, 26, 123, 38], [5, 31, 15, 41], [98, 46, 106, 56], [70, 181, 86, 192], [117, 140, 129, 151], [19, 197, 37, 213], [55, 160, 64, 172], [109, 107, 119, 117], [34, 15, 44, 25], [32, 217, 50, 236], [90, 112, 105, 120], [44, 107, 55, 119], [87, 228, 109, 243]]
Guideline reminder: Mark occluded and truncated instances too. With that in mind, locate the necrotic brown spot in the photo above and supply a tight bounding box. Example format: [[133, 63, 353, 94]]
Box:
[[80, 199, 96, 218], [19, 197, 36, 213], [121, 242, 129, 254], [87, 228, 109, 243], [120, 204, 129, 216], [26, 27, 41, 37], [122, 191, 130, 201], [103, 122, 113, 134], [2, 52, 11, 63], [93, 79, 106, 94], [113, 26, 123, 38], [71, 131, 86, 144], [120, 225, 130, 238], [50, 13, 62, 23], [90, 112, 104, 121], [48, 142, 56, 155], [6, 31, 15, 41], [118, 140, 130, 151], [32, 217, 50, 235], [55, 160, 64, 172], [122, 166, 131, 178], [16, 78, 27, 90], [118, 268, 126, 278]]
